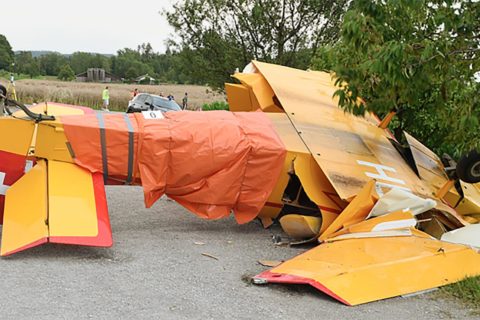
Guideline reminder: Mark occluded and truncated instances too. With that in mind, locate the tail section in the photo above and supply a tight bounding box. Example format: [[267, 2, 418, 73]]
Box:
[[1, 160, 112, 256]]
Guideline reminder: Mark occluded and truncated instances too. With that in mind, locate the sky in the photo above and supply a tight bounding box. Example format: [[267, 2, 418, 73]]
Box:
[[1, 0, 175, 54]]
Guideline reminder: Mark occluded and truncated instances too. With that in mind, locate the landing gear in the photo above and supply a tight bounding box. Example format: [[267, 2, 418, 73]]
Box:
[[456, 150, 480, 184]]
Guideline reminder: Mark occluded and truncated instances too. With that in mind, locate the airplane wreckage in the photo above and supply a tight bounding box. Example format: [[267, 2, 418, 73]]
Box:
[[0, 61, 480, 305]]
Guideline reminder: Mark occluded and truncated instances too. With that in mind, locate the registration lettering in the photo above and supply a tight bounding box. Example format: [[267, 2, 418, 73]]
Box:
[[357, 160, 411, 194]]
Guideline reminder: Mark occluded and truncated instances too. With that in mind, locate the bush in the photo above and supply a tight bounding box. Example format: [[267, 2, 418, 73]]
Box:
[[57, 64, 75, 81], [202, 101, 229, 111]]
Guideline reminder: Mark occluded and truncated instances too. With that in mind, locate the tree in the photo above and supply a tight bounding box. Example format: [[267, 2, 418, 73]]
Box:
[[166, 0, 349, 89], [70, 52, 111, 74], [125, 67, 139, 80], [0, 34, 14, 71], [111, 48, 153, 79], [38, 52, 68, 76], [313, 0, 480, 156], [15, 51, 41, 78], [70, 52, 97, 74], [137, 43, 155, 63], [57, 64, 75, 81]]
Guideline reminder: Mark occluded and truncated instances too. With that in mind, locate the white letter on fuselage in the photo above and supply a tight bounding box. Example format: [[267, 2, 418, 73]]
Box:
[[356, 160, 406, 185]]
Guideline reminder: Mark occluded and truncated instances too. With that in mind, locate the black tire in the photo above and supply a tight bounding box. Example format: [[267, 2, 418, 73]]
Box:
[[456, 150, 480, 183]]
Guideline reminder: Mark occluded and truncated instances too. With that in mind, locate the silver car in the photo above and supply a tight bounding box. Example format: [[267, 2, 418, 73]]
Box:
[[126, 93, 182, 113]]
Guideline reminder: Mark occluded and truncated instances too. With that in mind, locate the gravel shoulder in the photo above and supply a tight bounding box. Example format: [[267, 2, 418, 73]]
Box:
[[0, 186, 475, 319]]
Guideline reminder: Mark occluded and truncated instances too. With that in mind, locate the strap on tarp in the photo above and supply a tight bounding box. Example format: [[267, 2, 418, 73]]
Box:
[[123, 113, 134, 185], [96, 113, 109, 183]]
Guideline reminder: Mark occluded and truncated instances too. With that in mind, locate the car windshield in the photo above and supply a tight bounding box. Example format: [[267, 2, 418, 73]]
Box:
[[133, 94, 148, 103], [152, 96, 181, 111]]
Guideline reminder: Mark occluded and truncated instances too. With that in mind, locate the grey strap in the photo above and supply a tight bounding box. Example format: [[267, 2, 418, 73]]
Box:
[[65, 141, 76, 159], [123, 113, 134, 184], [96, 113, 108, 183]]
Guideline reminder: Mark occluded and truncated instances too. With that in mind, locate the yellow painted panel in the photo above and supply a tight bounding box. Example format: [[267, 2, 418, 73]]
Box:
[[48, 161, 98, 237], [1, 160, 48, 256], [234, 73, 283, 113], [328, 210, 415, 238], [0, 118, 35, 155], [294, 154, 346, 213], [13, 102, 86, 117], [35, 122, 73, 163], [266, 113, 308, 153], [319, 180, 378, 241], [252, 61, 433, 200], [257, 113, 310, 222], [445, 182, 480, 217], [259, 113, 347, 223], [225, 84, 254, 112], [280, 215, 321, 239], [264, 234, 480, 305]]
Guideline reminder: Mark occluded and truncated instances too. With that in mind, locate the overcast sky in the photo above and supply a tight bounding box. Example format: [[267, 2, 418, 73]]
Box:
[[2, 0, 175, 54]]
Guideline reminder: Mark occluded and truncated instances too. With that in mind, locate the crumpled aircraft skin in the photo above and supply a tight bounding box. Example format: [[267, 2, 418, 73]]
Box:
[[226, 61, 480, 306]]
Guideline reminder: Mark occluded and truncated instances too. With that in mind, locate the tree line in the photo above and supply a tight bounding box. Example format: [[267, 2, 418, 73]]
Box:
[[0, 37, 205, 84]]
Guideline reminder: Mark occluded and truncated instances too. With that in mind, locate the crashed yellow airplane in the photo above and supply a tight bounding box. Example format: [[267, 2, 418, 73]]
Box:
[[0, 61, 479, 305]]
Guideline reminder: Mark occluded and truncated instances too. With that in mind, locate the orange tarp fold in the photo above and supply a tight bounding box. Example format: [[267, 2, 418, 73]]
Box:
[[60, 111, 286, 224]]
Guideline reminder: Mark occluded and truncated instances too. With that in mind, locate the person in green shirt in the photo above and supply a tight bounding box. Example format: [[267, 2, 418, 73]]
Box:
[[102, 86, 110, 111]]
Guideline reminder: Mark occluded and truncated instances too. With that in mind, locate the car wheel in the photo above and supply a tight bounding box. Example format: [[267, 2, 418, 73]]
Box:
[[456, 150, 480, 183]]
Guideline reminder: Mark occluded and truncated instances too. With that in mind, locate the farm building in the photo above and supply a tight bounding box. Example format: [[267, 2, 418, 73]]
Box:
[[135, 74, 157, 85], [76, 68, 120, 83]]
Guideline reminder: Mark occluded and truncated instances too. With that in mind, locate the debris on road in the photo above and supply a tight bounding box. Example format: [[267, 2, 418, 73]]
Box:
[[257, 260, 282, 268], [201, 253, 219, 260]]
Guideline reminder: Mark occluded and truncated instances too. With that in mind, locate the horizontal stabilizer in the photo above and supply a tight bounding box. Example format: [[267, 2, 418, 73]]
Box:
[[254, 232, 480, 305], [47, 160, 112, 247], [1, 161, 112, 256], [1, 160, 48, 256]]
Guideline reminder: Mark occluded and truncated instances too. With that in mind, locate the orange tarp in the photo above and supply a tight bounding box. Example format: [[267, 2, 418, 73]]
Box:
[[60, 111, 286, 224]]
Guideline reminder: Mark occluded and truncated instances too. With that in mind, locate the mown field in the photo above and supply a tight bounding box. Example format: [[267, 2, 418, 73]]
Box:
[[0, 79, 225, 111]]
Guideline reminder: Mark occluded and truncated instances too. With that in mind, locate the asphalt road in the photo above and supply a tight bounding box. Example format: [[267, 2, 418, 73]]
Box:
[[0, 186, 475, 319]]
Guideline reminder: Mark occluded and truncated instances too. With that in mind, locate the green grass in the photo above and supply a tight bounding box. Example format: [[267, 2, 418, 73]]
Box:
[[441, 276, 480, 311], [0, 70, 49, 81], [202, 101, 229, 111]]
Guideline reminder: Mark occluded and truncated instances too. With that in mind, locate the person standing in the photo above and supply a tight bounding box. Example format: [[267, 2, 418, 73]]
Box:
[[131, 88, 138, 98], [102, 86, 110, 111], [182, 92, 188, 110]]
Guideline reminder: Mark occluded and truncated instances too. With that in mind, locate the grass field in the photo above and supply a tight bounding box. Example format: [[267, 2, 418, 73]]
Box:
[[441, 276, 480, 314], [0, 78, 225, 111]]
